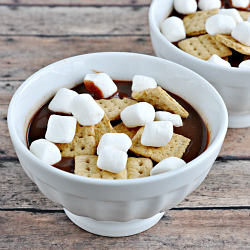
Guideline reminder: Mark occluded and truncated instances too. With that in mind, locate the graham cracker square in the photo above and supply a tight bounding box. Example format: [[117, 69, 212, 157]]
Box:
[[114, 122, 139, 139], [132, 86, 189, 118], [127, 157, 153, 179], [215, 34, 250, 55], [238, 10, 250, 21], [75, 155, 127, 179], [129, 127, 191, 162], [96, 98, 138, 121], [183, 8, 219, 36]]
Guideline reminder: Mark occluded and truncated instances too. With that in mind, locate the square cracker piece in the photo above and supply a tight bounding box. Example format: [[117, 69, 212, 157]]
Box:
[[127, 157, 153, 179], [96, 98, 138, 121], [183, 8, 219, 36], [215, 34, 250, 56], [56, 122, 96, 157], [75, 155, 127, 179], [132, 86, 189, 118], [114, 122, 139, 139], [130, 127, 191, 163], [239, 11, 250, 21], [178, 34, 232, 60]]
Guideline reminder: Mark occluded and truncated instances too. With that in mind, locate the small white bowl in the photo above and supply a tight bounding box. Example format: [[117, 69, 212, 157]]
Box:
[[149, 0, 250, 128], [8, 52, 227, 237]]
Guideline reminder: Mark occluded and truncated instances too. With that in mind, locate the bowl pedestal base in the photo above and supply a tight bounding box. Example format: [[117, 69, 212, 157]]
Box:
[[228, 112, 250, 128], [64, 208, 164, 237]]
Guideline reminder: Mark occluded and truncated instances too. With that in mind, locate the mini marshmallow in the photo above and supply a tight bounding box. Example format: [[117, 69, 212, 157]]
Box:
[[205, 14, 236, 36], [45, 115, 77, 143], [155, 111, 183, 127], [207, 54, 231, 67], [84, 73, 118, 98], [141, 121, 173, 147], [231, 0, 250, 8], [150, 157, 186, 176], [97, 146, 128, 173], [132, 75, 157, 92], [174, 0, 197, 14], [231, 21, 250, 46], [30, 139, 61, 165], [120, 102, 155, 128], [69, 94, 104, 126], [239, 60, 250, 69], [48, 88, 78, 114], [160, 16, 186, 43], [218, 8, 243, 24], [97, 133, 132, 155], [198, 0, 221, 10]]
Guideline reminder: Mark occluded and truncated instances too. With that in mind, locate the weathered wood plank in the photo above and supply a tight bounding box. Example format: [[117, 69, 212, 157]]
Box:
[[0, 6, 149, 36], [1, 160, 250, 209], [1, 210, 249, 249], [1, 36, 154, 81], [1, 0, 152, 6]]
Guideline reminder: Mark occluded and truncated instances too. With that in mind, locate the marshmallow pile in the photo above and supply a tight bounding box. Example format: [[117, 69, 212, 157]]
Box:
[[30, 73, 186, 177]]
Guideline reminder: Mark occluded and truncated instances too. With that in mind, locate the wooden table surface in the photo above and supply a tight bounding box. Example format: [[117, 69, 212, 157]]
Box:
[[1, 1, 250, 249]]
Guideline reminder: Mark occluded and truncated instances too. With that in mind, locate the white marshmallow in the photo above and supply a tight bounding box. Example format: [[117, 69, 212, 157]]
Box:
[[141, 121, 173, 147], [218, 8, 243, 24], [45, 115, 77, 143], [150, 157, 186, 176], [30, 139, 61, 165], [205, 14, 236, 36], [198, 0, 221, 10], [160, 16, 186, 43], [120, 102, 155, 128], [231, 0, 249, 8], [174, 0, 197, 14], [239, 60, 250, 69], [231, 21, 250, 46], [132, 75, 157, 92], [97, 133, 132, 155], [48, 88, 78, 114], [97, 146, 128, 173], [84, 73, 118, 98], [248, 16, 250, 22], [69, 94, 104, 126], [207, 54, 231, 67], [155, 111, 183, 127]]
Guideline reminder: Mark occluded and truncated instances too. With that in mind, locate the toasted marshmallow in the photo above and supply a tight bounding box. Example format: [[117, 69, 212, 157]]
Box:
[[206, 14, 236, 35], [70, 94, 104, 126], [198, 0, 221, 10], [84, 73, 117, 98], [231, 21, 250, 46], [97, 146, 128, 173], [141, 121, 173, 147], [231, 0, 250, 8], [30, 139, 61, 165], [207, 54, 231, 67], [97, 133, 132, 155], [219, 8, 243, 24], [132, 75, 157, 92], [48, 88, 78, 114], [160, 16, 186, 42], [45, 115, 77, 143], [150, 157, 186, 176], [174, 0, 197, 14], [155, 111, 183, 127], [120, 102, 155, 128], [239, 60, 250, 69]]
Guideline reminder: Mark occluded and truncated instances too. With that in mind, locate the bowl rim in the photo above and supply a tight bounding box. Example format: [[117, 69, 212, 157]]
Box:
[[149, 0, 250, 75], [7, 52, 228, 187]]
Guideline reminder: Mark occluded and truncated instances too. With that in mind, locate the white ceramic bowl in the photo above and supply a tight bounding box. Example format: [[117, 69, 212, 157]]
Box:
[[8, 52, 227, 237], [149, 0, 250, 128]]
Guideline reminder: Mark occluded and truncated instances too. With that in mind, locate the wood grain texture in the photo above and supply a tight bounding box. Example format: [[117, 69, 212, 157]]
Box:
[[1, 36, 153, 80], [1, 0, 152, 6], [0, 6, 149, 36], [1, 160, 249, 209], [1, 210, 249, 249]]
